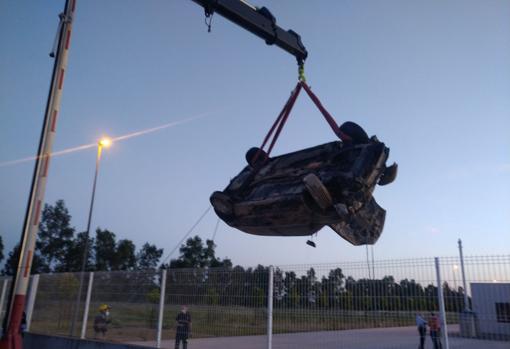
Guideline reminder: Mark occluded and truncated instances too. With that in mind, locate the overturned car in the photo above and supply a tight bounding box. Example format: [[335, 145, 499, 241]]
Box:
[[210, 124, 397, 246]]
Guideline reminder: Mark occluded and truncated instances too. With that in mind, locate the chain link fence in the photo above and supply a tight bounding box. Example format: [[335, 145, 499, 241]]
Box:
[[163, 267, 269, 340], [6, 254, 510, 348]]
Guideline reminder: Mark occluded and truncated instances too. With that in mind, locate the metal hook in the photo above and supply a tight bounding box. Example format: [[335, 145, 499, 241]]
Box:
[[204, 11, 214, 33], [298, 61, 306, 82]]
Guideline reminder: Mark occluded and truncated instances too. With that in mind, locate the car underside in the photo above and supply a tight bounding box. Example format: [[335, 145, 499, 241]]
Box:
[[210, 136, 397, 246]]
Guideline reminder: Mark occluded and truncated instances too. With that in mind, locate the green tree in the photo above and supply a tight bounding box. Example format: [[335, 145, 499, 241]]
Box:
[[328, 268, 345, 291], [304, 267, 318, 305], [37, 200, 75, 271], [93, 229, 144, 271], [2, 244, 46, 275], [207, 288, 220, 305], [318, 286, 329, 308], [0, 200, 166, 275], [325, 268, 344, 306], [94, 228, 117, 271], [113, 239, 137, 271], [169, 236, 231, 269], [55, 231, 95, 272], [136, 243, 163, 270], [145, 287, 161, 328]]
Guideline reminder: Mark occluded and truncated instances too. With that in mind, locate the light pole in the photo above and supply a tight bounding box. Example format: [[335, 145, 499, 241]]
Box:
[[457, 239, 469, 311], [453, 265, 458, 292], [70, 137, 111, 336], [452, 264, 459, 311]]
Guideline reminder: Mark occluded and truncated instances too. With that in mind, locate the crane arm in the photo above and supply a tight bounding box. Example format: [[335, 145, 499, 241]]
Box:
[[191, 0, 308, 64]]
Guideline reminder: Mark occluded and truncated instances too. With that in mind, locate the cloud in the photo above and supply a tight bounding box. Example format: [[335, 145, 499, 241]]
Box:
[[0, 113, 209, 168]]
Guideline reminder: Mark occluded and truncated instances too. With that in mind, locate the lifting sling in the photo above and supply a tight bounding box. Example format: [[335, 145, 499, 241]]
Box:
[[253, 80, 342, 164]]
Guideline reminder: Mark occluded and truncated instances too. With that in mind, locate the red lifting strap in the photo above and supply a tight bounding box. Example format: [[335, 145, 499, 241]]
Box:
[[254, 81, 341, 164], [300, 81, 340, 135]]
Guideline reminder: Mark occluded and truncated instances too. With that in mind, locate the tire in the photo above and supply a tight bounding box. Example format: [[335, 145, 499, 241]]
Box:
[[338, 121, 369, 144], [210, 191, 234, 221], [245, 147, 268, 167], [303, 174, 333, 210]]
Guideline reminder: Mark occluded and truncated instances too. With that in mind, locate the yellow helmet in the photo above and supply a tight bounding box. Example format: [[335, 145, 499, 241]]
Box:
[[98, 304, 110, 312]]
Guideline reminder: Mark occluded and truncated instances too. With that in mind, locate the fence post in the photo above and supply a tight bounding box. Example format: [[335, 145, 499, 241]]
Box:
[[25, 274, 40, 331], [157, 268, 167, 349], [457, 239, 469, 310], [267, 265, 274, 349], [435, 257, 450, 349], [0, 279, 8, 321], [25, 275, 39, 330], [80, 272, 94, 339]]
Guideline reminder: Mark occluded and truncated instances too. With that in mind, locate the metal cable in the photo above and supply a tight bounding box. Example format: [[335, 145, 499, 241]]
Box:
[[371, 245, 376, 279], [365, 244, 372, 280], [211, 217, 221, 242], [161, 206, 212, 265]]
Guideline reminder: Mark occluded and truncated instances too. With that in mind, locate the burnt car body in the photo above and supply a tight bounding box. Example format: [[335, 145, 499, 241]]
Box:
[[210, 137, 396, 246]]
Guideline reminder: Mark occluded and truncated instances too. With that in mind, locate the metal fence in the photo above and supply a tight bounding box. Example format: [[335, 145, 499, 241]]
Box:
[[2, 254, 509, 349]]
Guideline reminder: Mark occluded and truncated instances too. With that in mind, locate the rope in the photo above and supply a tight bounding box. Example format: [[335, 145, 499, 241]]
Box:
[[253, 80, 342, 167], [252, 82, 302, 165], [371, 245, 376, 279], [161, 206, 212, 265], [266, 84, 302, 155], [300, 81, 340, 135], [122, 206, 212, 306], [365, 244, 372, 280], [212, 217, 220, 242]]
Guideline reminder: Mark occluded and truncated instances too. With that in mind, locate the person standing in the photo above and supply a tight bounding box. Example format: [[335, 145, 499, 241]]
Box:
[[93, 304, 111, 339], [416, 313, 427, 349], [175, 305, 192, 349], [428, 312, 442, 349]]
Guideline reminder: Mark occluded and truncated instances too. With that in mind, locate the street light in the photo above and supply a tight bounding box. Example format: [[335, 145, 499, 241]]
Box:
[[99, 137, 112, 148], [70, 136, 112, 336]]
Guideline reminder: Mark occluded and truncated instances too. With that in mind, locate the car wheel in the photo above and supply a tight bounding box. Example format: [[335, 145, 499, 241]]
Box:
[[303, 174, 333, 210], [338, 121, 370, 144], [210, 191, 234, 221], [245, 147, 268, 167]]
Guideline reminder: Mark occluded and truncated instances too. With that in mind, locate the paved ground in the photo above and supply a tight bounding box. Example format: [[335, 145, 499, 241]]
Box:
[[132, 325, 509, 349]]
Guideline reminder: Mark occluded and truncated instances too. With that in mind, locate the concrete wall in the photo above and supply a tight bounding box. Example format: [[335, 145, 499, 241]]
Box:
[[471, 283, 510, 336], [24, 333, 152, 349]]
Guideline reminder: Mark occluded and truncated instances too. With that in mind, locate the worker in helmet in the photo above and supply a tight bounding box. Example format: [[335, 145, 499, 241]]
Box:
[[94, 304, 111, 339]]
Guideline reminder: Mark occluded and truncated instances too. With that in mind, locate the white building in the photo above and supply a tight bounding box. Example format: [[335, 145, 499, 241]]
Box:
[[471, 282, 510, 337]]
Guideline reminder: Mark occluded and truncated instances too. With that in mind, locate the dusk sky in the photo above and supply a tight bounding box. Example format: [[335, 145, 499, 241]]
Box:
[[1, 0, 509, 268]]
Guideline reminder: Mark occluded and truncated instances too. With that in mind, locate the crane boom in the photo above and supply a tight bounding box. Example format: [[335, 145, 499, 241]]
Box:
[[191, 0, 308, 63]]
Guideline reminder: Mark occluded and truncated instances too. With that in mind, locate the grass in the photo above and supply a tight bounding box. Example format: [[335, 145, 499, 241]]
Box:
[[29, 301, 460, 343]]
